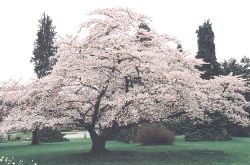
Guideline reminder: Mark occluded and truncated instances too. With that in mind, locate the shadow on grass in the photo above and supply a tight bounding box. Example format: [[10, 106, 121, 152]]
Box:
[[0, 141, 226, 165], [34, 150, 225, 165]]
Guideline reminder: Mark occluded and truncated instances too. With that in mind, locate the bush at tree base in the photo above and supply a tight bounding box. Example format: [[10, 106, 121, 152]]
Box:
[[227, 124, 250, 137], [109, 123, 176, 144], [38, 127, 68, 143], [137, 125, 175, 145]]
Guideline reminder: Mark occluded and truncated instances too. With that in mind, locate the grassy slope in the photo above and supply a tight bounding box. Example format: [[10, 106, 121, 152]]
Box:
[[0, 136, 250, 165]]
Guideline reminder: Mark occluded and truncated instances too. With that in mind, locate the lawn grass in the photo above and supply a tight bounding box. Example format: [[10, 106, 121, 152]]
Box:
[[0, 136, 250, 165]]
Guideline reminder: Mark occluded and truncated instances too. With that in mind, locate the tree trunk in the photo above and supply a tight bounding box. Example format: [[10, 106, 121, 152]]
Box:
[[31, 129, 39, 145], [88, 129, 108, 154], [90, 136, 108, 154]]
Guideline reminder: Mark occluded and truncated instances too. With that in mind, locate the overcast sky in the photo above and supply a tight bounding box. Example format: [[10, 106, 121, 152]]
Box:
[[0, 0, 249, 82]]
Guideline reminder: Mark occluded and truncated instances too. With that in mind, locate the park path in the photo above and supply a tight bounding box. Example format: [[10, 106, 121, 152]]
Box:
[[62, 131, 90, 139]]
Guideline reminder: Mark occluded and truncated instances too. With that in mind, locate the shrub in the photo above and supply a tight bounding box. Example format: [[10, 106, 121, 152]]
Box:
[[38, 127, 69, 143], [185, 126, 231, 141], [185, 112, 232, 141], [227, 124, 250, 137], [137, 126, 175, 145]]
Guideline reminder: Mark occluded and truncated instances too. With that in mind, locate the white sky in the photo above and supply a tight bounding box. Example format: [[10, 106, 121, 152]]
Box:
[[0, 0, 249, 82]]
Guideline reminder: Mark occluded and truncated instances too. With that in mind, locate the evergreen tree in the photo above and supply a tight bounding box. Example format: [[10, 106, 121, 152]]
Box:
[[236, 56, 250, 120], [221, 56, 250, 83], [31, 12, 57, 78], [241, 56, 250, 82], [221, 58, 244, 76], [30, 13, 57, 145], [195, 20, 222, 79], [187, 20, 230, 141]]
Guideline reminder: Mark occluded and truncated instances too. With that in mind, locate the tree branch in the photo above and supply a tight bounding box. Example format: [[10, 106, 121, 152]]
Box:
[[105, 25, 119, 35], [221, 83, 230, 95], [90, 84, 109, 129]]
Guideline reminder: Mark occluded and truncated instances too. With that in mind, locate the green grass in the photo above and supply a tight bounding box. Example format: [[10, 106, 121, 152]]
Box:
[[0, 136, 250, 165]]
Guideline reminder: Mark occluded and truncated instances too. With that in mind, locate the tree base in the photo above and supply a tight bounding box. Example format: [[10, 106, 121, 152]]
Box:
[[89, 135, 109, 155], [31, 129, 39, 145], [90, 148, 110, 155], [31, 141, 39, 145]]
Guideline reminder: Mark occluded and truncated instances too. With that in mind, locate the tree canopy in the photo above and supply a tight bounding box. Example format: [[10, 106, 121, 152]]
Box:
[[0, 8, 249, 154]]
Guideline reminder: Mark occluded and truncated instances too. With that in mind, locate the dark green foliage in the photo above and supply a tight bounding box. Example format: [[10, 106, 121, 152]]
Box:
[[137, 23, 152, 45], [31, 13, 57, 78], [237, 56, 250, 102], [186, 112, 231, 141], [138, 22, 150, 32], [227, 124, 250, 137], [108, 126, 137, 143], [222, 56, 250, 81], [195, 20, 222, 79], [0, 117, 3, 142], [59, 128, 74, 132], [38, 127, 68, 143], [185, 126, 231, 141], [0, 134, 4, 143], [241, 56, 250, 77], [186, 113, 232, 141], [137, 125, 175, 145], [165, 118, 193, 135], [177, 43, 183, 52], [221, 58, 244, 76], [184, 113, 232, 141]]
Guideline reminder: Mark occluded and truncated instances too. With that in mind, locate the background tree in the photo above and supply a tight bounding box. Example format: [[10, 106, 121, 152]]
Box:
[[240, 56, 250, 83], [195, 20, 222, 79], [188, 20, 231, 141], [30, 12, 57, 145], [241, 56, 250, 106], [221, 58, 244, 76], [31, 12, 57, 78]]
